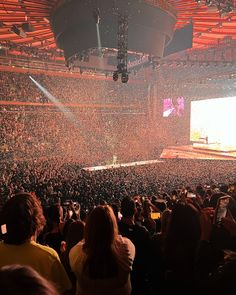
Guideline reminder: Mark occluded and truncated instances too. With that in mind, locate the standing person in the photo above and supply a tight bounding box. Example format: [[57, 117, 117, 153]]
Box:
[[0, 193, 71, 294], [69, 205, 135, 295], [118, 197, 151, 295]]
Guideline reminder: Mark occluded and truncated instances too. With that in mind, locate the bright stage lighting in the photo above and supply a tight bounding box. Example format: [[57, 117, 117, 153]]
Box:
[[29, 76, 77, 124], [191, 97, 236, 146]]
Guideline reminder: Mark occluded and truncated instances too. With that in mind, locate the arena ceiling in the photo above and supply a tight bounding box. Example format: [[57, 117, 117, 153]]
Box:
[[0, 0, 236, 54]]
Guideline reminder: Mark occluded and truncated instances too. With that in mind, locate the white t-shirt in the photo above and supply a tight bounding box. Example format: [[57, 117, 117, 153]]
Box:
[[69, 235, 135, 295]]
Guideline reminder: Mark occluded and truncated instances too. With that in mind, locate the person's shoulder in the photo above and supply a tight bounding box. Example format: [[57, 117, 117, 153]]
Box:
[[118, 235, 135, 251], [30, 241, 59, 259], [117, 235, 133, 246], [115, 236, 135, 267], [69, 241, 85, 270], [69, 241, 84, 260]]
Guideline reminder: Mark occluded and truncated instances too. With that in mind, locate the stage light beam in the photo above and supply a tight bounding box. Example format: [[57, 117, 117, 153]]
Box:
[[29, 76, 77, 123]]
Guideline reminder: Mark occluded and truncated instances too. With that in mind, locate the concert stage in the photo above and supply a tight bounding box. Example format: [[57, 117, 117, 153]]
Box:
[[160, 144, 236, 160], [83, 159, 164, 171], [193, 143, 236, 153]]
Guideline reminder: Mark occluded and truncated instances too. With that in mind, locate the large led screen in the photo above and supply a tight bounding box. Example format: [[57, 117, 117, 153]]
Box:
[[190, 97, 236, 146]]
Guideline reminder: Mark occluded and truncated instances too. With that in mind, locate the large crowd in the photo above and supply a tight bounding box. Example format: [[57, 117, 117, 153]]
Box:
[[1, 157, 236, 208], [1, 70, 236, 294], [0, 159, 236, 294], [0, 105, 149, 164], [0, 71, 147, 104]]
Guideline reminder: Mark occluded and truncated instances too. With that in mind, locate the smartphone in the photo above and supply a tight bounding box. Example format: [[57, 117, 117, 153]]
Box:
[[214, 196, 231, 225], [151, 212, 161, 220]]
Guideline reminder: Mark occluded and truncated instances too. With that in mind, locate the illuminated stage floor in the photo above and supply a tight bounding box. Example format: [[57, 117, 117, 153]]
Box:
[[193, 143, 236, 153], [83, 159, 164, 171], [160, 145, 236, 160]]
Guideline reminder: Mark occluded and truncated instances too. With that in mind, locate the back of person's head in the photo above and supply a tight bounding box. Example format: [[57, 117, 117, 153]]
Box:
[[142, 200, 152, 218], [47, 204, 62, 225], [166, 202, 201, 243], [84, 205, 118, 252], [80, 209, 87, 222], [220, 184, 229, 194], [66, 220, 84, 252], [121, 196, 136, 218], [111, 203, 119, 220], [83, 205, 119, 279], [1, 193, 45, 245], [154, 199, 167, 212], [209, 192, 227, 209], [0, 265, 59, 295]]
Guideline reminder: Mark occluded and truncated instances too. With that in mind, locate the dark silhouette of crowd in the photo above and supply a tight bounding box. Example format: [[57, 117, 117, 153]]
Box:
[[1, 175, 236, 295]]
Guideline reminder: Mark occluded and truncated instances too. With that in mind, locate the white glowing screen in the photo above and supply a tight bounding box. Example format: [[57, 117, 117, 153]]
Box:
[[190, 97, 236, 146]]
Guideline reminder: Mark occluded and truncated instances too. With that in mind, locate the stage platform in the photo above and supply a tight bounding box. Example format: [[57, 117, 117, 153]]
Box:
[[193, 143, 236, 153], [83, 159, 164, 171], [160, 145, 236, 160]]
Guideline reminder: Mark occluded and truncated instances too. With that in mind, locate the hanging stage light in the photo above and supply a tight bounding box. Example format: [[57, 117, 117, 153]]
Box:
[[113, 71, 119, 82]]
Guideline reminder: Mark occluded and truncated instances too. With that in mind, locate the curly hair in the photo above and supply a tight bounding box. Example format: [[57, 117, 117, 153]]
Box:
[[1, 193, 46, 245]]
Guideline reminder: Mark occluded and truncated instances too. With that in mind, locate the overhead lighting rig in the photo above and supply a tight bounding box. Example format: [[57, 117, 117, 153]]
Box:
[[113, 13, 129, 83]]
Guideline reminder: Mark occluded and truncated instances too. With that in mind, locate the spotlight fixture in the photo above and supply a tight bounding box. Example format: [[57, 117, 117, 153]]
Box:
[[113, 13, 129, 83], [121, 72, 129, 83], [113, 71, 119, 82]]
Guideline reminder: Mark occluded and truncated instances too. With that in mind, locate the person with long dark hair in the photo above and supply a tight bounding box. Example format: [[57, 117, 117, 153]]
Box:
[[69, 205, 135, 295]]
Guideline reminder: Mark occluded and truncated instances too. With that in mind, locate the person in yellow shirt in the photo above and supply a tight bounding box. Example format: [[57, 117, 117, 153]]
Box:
[[0, 193, 71, 294]]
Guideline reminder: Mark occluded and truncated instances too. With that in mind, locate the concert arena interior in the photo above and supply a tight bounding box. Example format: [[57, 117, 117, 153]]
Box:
[[0, 1, 236, 294]]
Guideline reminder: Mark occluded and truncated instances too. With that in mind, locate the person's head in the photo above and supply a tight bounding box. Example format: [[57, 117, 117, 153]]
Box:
[[1, 193, 46, 245], [111, 203, 119, 220], [166, 202, 201, 244], [120, 196, 136, 218], [66, 220, 84, 252], [0, 265, 59, 295], [209, 192, 227, 209], [83, 205, 119, 279], [47, 204, 62, 225], [142, 200, 152, 218], [84, 205, 118, 252]]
